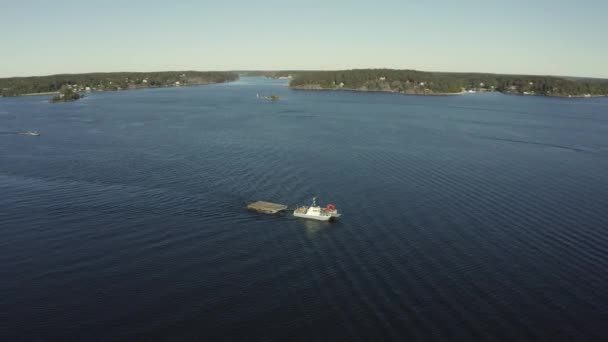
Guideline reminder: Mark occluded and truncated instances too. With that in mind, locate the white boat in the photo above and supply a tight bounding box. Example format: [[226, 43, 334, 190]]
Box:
[[293, 197, 341, 221], [20, 131, 40, 136]]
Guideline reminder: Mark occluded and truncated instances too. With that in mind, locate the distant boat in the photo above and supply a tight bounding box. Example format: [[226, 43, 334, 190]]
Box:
[[20, 131, 40, 136], [260, 94, 280, 101]]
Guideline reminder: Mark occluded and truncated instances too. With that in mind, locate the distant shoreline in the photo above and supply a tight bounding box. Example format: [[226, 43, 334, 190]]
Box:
[[21, 91, 59, 96], [1, 81, 233, 98], [287, 69, 608, 99], [289, 85, 606, 99], [0, 71, 239, 98], [290, 85, 465, 96]]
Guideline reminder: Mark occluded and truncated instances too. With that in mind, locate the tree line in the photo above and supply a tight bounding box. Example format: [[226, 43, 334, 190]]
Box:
[[288, 69, 608, 96], [0, 71, 239, 97]]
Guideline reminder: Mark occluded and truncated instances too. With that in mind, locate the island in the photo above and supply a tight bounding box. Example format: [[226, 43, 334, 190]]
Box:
[[287, 69, 608, 97], [0, 71, 239, 97], [50, 87, 82, 103]]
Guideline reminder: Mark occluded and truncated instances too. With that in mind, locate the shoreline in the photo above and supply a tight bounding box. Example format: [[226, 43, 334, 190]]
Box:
[[502, 92, 606, 99], [1, 80, 235, 98], [289, 86, 465, 96], [21, 91, 59, 96], [289, 85, 606, 99]]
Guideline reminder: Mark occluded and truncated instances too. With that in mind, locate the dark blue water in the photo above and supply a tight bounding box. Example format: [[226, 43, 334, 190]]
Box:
[[1, 77, 608, 341]]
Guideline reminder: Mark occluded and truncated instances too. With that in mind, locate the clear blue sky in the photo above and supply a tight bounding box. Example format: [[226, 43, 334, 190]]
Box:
[[1, 0, 607, 78]]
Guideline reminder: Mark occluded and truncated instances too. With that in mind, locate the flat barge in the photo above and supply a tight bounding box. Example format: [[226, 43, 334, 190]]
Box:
[[246, 201, 288, 214]]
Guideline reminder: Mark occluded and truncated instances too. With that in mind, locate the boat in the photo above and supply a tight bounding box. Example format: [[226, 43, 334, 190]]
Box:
[[258, 94, 280, 101], [293, 197, 341, 221], [20, 131, 40, 136]]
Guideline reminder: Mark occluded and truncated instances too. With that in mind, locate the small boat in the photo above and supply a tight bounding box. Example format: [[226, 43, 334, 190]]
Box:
[[20, 131, 40, 136], [258, 94, 280, 101], [293, 197, 341, 221]]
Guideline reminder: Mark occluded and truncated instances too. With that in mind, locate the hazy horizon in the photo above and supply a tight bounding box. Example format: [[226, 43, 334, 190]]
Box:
[[2, 0, 607, 78]]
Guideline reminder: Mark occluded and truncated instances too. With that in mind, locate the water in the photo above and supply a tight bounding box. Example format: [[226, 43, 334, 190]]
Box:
[[1, 77, 608, 341]]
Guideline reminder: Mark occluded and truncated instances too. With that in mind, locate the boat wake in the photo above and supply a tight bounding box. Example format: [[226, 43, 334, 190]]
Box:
[[472, 134, 593, 153], [19, 131, 41, 136], [0, 130, 41, 136]]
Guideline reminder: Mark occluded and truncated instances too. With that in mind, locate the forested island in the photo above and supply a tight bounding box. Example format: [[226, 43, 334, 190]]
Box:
[[50, 87, 82, 103], [0, 71, 238, 97], [288, 69, 608, 97]]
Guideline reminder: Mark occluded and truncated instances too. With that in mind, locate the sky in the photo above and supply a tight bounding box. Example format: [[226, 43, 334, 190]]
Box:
[[1, 0, 607, 78]]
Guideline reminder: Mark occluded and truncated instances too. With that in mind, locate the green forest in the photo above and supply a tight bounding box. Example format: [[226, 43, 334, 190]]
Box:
[[0, 71, 239, 97], [4, 69, 607, 98], [288, 69, 608, 97]]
